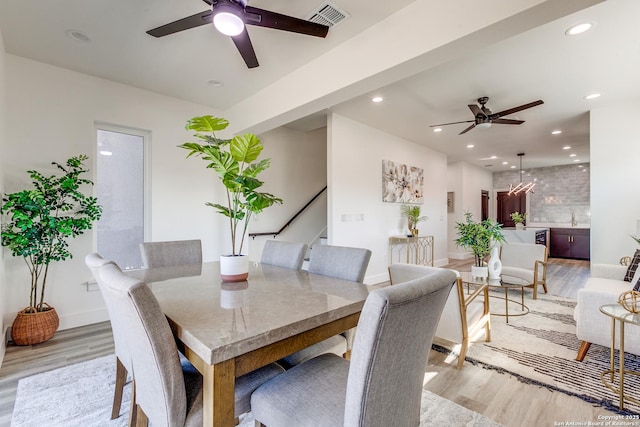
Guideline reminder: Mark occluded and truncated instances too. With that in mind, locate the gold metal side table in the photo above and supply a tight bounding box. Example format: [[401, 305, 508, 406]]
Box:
[[388, 235, 434, 266], [599, 304, 640, 410]]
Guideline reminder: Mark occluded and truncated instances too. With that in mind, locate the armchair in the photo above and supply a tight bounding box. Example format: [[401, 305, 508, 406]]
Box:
[[500, 242, 548, 299]]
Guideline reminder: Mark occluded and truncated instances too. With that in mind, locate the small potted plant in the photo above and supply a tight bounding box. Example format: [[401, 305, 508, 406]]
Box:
[[510, 211, 527, 230], [1, 155, 102, 345], [401, 204, 427, 236], [454, 212, 505, 278], [179, 116, 282, 281]]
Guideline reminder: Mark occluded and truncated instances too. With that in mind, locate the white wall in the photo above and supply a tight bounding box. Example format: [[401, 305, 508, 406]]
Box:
[[248, 126, 327, 261], [328, 113, 448, 285], [0, 26, 7, 361], [591, 103, 640, 264], [2, 55, 223, 331], [447, 161, 494, 259]]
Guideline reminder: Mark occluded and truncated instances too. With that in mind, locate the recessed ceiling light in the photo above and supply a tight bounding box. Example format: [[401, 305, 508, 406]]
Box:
[[490, 155, 497, 159], [565, 22, 593, 36], [563, 146, 572, 150], [578, 165, 584, 168], [466, 144, 474, 148], [433, 128, 442, 133], [584, 93, 601, 100], [569, 153, 577, 157], [66, 29, 91, 43], [574, 159, 581, 162], [207, 79, 224, 87], [552, 130, 562, 135], [510, 165, 516, 169], [502, 161, 508, 165], [99, 150, 113, 156], [371, 96, 383, 103]]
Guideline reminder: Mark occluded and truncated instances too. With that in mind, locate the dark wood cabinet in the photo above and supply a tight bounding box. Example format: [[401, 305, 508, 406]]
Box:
[[549, 228, 590, 260]]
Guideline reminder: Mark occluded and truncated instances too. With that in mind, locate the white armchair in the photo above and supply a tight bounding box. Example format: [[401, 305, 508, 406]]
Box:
[[500, 242, 548, 299], [574, 263, 640, 360]]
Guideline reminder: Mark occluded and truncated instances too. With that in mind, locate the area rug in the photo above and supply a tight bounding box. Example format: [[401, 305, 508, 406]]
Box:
[[433, 292, 640, 415], [11, 354, 502, 426]]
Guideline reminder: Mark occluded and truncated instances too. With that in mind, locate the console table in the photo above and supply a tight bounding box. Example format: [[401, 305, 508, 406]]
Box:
[[389, 235, 434, 266]]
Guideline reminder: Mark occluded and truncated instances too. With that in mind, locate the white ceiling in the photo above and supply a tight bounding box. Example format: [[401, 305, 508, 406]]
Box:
[[1, 0, 638, 171]]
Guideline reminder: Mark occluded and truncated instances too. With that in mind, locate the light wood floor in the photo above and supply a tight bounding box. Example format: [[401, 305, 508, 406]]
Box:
[[0, 258, 608, 426]]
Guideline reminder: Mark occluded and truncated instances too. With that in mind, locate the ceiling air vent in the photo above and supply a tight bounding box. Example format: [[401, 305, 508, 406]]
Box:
[[306, 2, 350, 27]]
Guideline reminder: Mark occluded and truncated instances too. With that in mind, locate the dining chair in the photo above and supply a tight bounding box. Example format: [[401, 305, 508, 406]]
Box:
[[85, 253, 135, 423], [500, 242, 548, 299], [260, 240, 308, 270], [389, 263, 491, 369], [91, 254, 284, 426], [251, 265, 456, 427], [139, 239, 202, 268], [279, 244, 372, 367]]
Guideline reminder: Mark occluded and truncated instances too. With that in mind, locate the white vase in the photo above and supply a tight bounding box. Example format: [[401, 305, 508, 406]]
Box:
[[488, 244, 502, 279], [515, 223, 524, 230], [471, 265, 488, 279], [220, 255, 249, 282]]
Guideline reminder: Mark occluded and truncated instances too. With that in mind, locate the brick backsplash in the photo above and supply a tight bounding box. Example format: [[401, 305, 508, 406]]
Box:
[[493, 163, 590, 225]]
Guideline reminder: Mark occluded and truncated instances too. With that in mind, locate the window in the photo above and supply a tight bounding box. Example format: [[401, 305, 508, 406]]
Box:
[[95, 125, 148, 269]]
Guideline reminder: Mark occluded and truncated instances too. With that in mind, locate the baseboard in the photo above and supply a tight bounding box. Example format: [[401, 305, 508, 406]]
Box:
[[448, 252, 473, 260], [0, 325, 9, 367], [433, 258, 450, 267], [57, 307, 110, 331], [365, 272, 389, 285]]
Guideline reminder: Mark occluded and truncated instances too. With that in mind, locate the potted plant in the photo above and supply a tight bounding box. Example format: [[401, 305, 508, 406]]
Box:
[[179, 116, 282, 282], [401, 204, 427, 236], [0, 155, 102, 345], [510, 211, 527, 230], [454, 212, 505, 278]]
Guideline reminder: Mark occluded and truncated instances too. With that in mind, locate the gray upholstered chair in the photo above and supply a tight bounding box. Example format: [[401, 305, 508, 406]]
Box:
[[500, 242, 548, 299], [85, 253, 135, 422], [260, 240, 308, 270], [389, 264, 491, 369], [279, 244, 372, 367], [139, 239, 202, 268], [251, 265, 456, 427], [91, 254, 284, 426]]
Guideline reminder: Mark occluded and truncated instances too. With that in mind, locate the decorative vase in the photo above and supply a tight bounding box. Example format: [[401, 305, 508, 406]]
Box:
[[471, 265, 488, 279], [411, 228, 419, 237], [515, 223, 524, 230], [11, 304, 59, 346], [220, 255, 249, 282], [488, 244, 502, 279]]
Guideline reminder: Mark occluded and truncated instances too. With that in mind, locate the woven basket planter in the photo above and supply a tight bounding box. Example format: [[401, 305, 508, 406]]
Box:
[[11, 304, 59, 346]]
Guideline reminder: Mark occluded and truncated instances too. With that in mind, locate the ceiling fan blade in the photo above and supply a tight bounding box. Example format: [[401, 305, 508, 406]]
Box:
[[468, 104, 487, 118], [244, 6, 329, 38], [492, 100, 544, 118], [492, 118, 524, 125], [459, 123, 476, 135], [231, 28, 259, 68], [146, 10, 213, 37], [430, 120, 474, 127]]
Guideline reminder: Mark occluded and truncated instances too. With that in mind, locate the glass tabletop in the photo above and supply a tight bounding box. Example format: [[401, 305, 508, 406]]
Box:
[[600, 304, 640, 326], [459, 271, 530, 288]]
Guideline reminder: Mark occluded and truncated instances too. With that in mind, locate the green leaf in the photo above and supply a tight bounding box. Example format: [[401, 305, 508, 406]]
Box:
[[230, 134, 262, 164], [185, 116, 229, 133]]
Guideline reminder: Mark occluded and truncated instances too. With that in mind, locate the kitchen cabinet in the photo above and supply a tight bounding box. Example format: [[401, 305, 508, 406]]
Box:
[[550, 228, 590, 260]]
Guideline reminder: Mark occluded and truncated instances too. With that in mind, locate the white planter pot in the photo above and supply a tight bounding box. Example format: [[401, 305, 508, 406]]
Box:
[[515, 223, 524, 230], [220, 255, 249, 282], [471, 265, 488, 279]]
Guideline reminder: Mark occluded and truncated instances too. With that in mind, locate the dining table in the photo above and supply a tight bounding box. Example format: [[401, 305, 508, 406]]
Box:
[[127, 261, 370, 427]]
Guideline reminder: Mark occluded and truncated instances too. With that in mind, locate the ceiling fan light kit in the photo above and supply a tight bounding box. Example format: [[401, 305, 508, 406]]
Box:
[[213, 8, 245, 36]]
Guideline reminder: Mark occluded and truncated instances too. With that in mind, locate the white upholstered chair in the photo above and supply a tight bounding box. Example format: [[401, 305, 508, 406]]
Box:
[[251, 265, 456, 427], [139, 239, 202, 268], [90, 253, 283, 426], [260, 240, 308, 270], [279, 244, 372, 367], [500, 242, 548, 299], [389, 264, 491, 369]]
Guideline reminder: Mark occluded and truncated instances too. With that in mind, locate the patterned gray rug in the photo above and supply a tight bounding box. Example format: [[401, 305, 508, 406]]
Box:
[[11, 354, 502, 426], [433, 292, 640, 416]]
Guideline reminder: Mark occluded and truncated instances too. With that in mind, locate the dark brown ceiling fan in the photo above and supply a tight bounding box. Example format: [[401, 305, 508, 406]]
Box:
[[430, 97, 544, 135], [146, 0, 329, 69]]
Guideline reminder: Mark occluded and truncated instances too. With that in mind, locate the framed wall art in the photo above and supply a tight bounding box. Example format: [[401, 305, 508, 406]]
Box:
[[381, 160, 424, 203]]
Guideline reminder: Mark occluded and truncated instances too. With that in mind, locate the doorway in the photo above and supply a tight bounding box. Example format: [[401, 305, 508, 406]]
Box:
[[497, 191, 526, 227], [481, 190, 489, 221]]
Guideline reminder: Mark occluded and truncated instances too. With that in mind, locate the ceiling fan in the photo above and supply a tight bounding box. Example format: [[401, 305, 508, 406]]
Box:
[[430, 97, 544, 135], [146, 0, 329, 69]]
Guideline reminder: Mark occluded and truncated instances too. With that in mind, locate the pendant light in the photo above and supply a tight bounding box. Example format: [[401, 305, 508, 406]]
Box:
[[508, 153, 535, 195]]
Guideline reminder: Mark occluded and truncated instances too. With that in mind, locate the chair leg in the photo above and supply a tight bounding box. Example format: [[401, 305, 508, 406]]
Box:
[[576, 341, 591, 361], [134, 404, 148, 427], [343, 349, 351, 360], [457, 338, 469, 370], [255, 421, 266, 427], [128, 380, 137, 427], [112, 357, 127, 419]]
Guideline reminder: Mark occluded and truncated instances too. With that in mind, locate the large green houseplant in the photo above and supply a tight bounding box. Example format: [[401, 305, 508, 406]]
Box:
[[1, 155, 102, 345], [454, 212, 505, 277], [179, 116, 282, 281]]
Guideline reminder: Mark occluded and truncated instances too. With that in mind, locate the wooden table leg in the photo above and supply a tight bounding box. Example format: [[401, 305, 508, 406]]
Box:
[[202, 358, 235, 427]]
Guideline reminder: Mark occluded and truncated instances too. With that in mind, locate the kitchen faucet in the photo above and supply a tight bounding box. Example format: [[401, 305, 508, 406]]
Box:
[[571, 211, 577, 227]]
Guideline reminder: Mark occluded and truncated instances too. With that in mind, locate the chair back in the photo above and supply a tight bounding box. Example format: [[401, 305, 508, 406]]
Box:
[[308, 245, 371, 283], [260, 240, 308, 270], [97, 261, 187, 427], [345, 266, 456, 426], [85, 253, 132, 371], [139, 239, 202, 268], [500, 243, 547, 269]]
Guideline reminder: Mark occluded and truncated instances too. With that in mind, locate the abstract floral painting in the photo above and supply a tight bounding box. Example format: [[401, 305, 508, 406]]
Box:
[[382, 160, 424, 203]]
